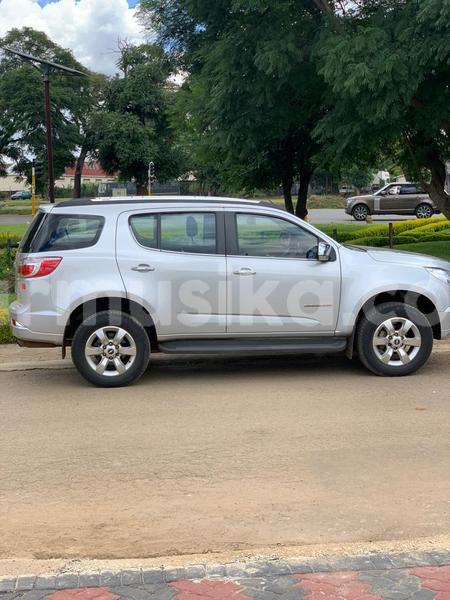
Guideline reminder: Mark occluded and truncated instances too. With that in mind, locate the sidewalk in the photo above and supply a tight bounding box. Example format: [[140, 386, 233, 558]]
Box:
[[1, 551, 450, 599]]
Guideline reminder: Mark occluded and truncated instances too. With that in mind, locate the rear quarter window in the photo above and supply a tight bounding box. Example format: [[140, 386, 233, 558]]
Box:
[[27, 214, 105, 252]]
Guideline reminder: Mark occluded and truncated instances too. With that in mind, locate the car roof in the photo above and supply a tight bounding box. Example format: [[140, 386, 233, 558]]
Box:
[[55, 195, 284, 211]]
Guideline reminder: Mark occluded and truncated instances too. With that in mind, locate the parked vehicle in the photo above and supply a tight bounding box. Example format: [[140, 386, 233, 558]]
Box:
[[10, 196, 450, 386], [10, 190, 32, 200], [345, 182, 437, 221]]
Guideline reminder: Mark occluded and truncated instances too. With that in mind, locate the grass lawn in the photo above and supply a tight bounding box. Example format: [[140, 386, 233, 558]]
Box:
[[258, 194, 345, 209], [397, 242, 450, 262], [0, 224, 28, 236]]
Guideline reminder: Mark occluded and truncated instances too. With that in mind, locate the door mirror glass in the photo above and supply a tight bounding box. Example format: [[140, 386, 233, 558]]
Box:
[[318, 242, 332, 262]]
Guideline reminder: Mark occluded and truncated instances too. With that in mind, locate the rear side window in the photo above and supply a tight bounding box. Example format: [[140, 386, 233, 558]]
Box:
[[129, 212, 217, 254], [26, 214, 104, 253], [20, 211, 46, 253], [129, 214, 158, 249]]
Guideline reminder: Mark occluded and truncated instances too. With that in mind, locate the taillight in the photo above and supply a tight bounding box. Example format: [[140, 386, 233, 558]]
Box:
[[17, 257, 62, 278]]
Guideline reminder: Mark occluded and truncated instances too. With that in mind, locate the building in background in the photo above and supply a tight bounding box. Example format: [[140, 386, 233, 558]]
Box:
[[55, 161, 117, 190]]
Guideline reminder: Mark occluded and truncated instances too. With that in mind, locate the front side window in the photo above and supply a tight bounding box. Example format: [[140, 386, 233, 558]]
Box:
[[236, 213, 318, 259], [160, 213, 217, 254], [28, 214, 104, 252]]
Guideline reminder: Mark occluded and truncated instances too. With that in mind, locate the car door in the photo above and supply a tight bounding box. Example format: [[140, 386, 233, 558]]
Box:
[[225, 211, 341, 335], [116, 209, 227, 338], [379, 184, 401, 213]]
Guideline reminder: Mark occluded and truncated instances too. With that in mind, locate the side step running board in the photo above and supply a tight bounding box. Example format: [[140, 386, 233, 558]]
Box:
[[158, 337, 347, 355]]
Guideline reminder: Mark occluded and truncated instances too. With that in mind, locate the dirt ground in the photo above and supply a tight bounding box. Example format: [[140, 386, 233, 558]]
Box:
[[0, 343, 449, 567]]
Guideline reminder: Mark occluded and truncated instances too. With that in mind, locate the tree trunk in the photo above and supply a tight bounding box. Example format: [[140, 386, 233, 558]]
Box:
[[282, 173, 294, 214], [136, 182, 148, 196], [427, 157, 450, 220], [295, 165, 313, 220], [73, 146, 88, 199]]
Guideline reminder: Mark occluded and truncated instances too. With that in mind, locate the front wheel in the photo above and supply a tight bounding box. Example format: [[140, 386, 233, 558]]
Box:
[[415, 203, 433, 219], [352, 204, 370, 221], [72, 310, 151, 387], [356, 301, 433, 376]]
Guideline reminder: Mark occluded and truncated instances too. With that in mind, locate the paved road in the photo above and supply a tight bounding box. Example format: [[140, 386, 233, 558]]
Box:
[[0, 210, 420, 226], [0, 345, 449, 562]]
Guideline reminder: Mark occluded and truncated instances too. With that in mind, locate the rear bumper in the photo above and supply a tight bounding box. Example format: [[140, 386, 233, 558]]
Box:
[[9, 301, 64, 346]]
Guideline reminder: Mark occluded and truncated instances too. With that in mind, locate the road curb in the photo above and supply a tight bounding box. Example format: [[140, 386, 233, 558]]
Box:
[[1, 550, 449, 593]]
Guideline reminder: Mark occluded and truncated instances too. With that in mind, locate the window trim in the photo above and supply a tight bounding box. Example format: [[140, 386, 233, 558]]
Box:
[[128, 210, 225, 256]]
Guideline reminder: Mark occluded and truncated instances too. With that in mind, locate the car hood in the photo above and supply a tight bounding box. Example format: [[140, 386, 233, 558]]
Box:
[[345, 244, 450, 270]]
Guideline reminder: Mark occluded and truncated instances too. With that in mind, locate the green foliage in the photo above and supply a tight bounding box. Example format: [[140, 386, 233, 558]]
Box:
[[0, 316, 15, 345], [0, 28, 92, 190], [314, 0, 450, 218], [0, 233, 21, 249], [93, 43, 183, 191], [141, 0, 328, 215], [398, 242, 450, 261]]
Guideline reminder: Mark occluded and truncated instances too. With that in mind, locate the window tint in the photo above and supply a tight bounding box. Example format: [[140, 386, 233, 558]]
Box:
[[20, 211, 46, 253], [130, 214, 157, 249], [236, 214, 318, 259], [400, 185, 418, 194], [160, 213, 217, 254], [26, 214, 104, 253]]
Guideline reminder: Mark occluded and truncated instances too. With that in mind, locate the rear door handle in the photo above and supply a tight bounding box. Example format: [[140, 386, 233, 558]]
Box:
[[233, 267, 256, 276], [132, 264, 155, 272]]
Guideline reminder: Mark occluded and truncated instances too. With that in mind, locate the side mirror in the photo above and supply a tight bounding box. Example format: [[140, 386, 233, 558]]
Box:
[[318, 242, 332, 262], [380, 191, 387, 196]]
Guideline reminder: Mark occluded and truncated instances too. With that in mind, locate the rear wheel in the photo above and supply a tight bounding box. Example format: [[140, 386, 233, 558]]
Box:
[[72, 310, 150, 387], [356, 301, 433, 376], [415, 203, 433, 219], [352, 204, 370, 221]]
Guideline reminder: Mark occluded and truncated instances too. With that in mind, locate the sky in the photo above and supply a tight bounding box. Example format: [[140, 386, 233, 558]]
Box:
[[0, 0, 147, 75]]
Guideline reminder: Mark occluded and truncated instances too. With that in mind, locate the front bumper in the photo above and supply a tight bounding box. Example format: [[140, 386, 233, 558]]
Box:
[[440, 307, 450, 339]]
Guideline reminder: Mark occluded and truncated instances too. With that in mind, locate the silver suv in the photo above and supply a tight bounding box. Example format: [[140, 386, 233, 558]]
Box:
[[345, 182, 437, 221], [10, 196, 450, 387]]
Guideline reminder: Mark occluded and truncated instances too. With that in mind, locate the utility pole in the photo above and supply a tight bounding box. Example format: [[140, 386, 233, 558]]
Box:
[[43, 66, 55, 204], [2, 46, 86, 204], [31, 164, 36, 217]]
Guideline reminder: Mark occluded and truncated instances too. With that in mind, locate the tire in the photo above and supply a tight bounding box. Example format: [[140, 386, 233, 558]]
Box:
[[356, 301, 433, 377], [415, 203, 433, 219], [352, 204, 370, 221], [72, 310, 151, 387]]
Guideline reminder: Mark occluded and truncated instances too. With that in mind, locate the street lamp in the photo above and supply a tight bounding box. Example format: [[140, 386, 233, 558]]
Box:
[[1, 46, 87, 204]]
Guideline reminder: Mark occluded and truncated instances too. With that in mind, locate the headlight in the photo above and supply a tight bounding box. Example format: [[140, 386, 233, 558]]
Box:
[[426, 267, 450, 285]]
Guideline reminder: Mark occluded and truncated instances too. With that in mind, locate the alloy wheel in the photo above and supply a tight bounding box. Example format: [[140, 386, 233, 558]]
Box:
[[372, 317, 422, 367], [85, 326, 137, 377]]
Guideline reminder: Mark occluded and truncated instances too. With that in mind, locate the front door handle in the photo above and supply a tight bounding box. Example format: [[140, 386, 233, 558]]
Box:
[[233, 267, 256, 276], [132, 264, 155, 272]]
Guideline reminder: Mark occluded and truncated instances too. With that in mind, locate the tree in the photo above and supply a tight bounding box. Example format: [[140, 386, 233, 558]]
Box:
[[0, 28, 92, 195], [314, 0, 450, 218], [139, 0, 328, 218], [93, 43, 183, 194]]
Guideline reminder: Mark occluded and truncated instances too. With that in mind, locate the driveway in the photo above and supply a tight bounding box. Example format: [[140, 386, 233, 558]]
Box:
[[0, 344, 449, 562]]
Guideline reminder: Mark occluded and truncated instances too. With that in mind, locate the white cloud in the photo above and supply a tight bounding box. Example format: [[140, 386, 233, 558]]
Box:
[[0, 0, 148, 75]]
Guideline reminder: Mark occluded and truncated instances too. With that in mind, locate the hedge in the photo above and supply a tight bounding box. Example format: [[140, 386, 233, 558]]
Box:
[[347, 235, 419, 247], [0, 234, 21, 249], [345, 217, 447, 241]]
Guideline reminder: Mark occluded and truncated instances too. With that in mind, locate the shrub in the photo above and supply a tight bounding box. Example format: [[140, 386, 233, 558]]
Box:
[[398, 219, 450, 236], [0, 233, 21, 249], [347, 235, 419, 247]]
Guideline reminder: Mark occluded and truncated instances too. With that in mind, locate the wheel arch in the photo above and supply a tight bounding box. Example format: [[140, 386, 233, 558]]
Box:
[[347, 289, 441, 359], [64, 297, 158, 352]]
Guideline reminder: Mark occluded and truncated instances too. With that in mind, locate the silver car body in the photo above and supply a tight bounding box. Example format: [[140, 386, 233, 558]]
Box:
[[10, 197, 450, 350]]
